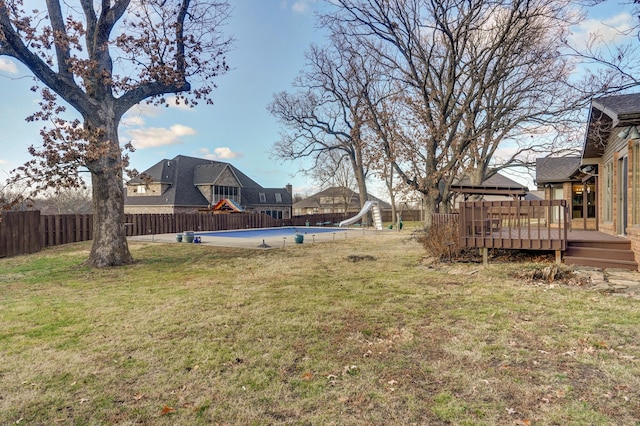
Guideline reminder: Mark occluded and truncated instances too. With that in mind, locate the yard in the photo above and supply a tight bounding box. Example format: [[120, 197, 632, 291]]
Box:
[[1, 231, 639, 424]]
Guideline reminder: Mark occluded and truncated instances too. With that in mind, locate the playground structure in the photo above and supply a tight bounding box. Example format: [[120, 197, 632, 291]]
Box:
[[338, 201, 383, 230]]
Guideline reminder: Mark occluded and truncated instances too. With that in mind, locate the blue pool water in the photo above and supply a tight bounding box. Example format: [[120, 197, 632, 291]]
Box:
[[197, 226, 354, 239]]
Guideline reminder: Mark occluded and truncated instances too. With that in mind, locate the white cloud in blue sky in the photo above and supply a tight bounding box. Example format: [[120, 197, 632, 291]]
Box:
[[198, 147, 243, 160], [569, 12, 635, 49], [127, 124, 196, 149], [0, 58, 17, 74], [280, 0, 316, 14]]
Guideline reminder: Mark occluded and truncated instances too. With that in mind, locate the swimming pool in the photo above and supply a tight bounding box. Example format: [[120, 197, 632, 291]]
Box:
[[197, 226, 357, 239]]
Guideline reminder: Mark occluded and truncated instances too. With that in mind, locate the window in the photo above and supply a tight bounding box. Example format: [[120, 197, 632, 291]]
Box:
[[604, 162, 613, 222], [634, 143, 640, 225], [262, 210, 282, 219], [275, 193, 282, 203], [137, 185, 146, 194], [214, 185, 239, 203], [259, 193, 266, 203]]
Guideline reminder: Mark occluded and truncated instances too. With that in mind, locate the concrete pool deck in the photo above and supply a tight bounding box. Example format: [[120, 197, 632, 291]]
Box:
[[127, 227, 389, 249]]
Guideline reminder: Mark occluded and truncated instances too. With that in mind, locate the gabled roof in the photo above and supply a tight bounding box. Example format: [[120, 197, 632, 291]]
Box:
[[535, 157, 582, 184], [583, 93, 640, 159], [591, 93, 640, 125], [451, 172, 528, 196], [293, 187, 392, 210], [194, 162, 261, 188]]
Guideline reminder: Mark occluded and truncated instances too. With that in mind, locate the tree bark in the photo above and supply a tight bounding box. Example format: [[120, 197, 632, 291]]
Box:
[[83, 113, 133, 267], [86, 167, 133, 267]]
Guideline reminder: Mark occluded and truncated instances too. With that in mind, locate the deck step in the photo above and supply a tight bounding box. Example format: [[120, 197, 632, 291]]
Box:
[[565, 246, 636, 261], [565, 236, 637, 270], [567, 239, 632, 250], [564, 256, 638, 271]]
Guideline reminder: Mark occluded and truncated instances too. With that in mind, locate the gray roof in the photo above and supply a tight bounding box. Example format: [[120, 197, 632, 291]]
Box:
[[454, 172, 528, 189], [193, 162, 261, 187], [535, 157, 581, 184], [584, 93, 640, 158], [243, 188, 292, 207], [591, 93, 640, 124], [125, 155, 288, 208]]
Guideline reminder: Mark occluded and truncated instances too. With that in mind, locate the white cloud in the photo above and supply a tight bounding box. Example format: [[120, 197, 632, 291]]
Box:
[[164, 95, 192, 110], [569, 12, 634, 49], [128, 124, 197, 149], [280, 0, 315, 14], [126, 96, 192, 119], [198, 147, 243, 160], [292, 1, 311, 13], [0, 58, 18, 74], [121, 115, 145, 127]]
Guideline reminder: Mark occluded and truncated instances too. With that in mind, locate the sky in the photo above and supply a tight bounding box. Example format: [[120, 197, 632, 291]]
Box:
[[0, 0, 637, 200]]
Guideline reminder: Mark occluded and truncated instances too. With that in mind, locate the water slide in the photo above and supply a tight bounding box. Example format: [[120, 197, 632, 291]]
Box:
[[338, 200, 383, 230]]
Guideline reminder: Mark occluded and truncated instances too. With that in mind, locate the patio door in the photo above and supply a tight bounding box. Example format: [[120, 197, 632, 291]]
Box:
[[618, 156, 628, 235]]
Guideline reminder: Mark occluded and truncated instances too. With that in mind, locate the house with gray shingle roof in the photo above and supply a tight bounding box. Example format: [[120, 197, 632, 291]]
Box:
[[292, 187, 391, 216], [125, 155, 292, 219], [534, 93, 640, 268], [581, 93, 640, 240], [534, 156, 595, 229]]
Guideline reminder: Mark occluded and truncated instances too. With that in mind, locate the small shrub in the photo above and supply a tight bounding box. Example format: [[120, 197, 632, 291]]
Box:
[[418, 222, 460, 261]]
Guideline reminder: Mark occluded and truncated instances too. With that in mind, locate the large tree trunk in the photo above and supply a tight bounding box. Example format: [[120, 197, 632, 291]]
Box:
[[422, 190, 440, 229], [86, 168, 133, 267], [84, 114, 133, 267]]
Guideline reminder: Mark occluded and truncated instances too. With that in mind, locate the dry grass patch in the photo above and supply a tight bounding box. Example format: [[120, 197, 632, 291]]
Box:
[[1, 232, 640, 424]]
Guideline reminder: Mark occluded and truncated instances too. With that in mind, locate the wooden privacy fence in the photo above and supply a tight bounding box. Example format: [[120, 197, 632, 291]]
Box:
[[121, 213, 280, 237], [458, 200, 569, 251], [1, 211, 283, 258], [0, 211, 42, 258], [2, 209, 406, 259]]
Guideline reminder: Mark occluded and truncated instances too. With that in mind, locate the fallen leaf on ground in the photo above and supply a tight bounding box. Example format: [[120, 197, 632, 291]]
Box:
[[161, 405, 175, 415]]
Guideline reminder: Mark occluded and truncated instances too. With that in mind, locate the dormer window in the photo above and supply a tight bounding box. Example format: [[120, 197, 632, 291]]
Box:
[[259, 192, 266, 202], [275, 193, 282, 203]]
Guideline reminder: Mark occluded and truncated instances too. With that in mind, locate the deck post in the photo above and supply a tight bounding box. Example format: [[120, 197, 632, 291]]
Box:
[[480, 247, 488, 266], [555, 250, 561, 265]]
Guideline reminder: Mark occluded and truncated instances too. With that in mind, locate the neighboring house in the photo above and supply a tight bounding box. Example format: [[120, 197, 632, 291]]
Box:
[[125, 155, 292, 219], [292, 187, 391, 216], [537, 92, 640, 263], [535, 157, 596, 230]]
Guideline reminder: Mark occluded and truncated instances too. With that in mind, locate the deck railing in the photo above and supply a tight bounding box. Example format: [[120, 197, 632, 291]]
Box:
[[458, 200, 569, 251]]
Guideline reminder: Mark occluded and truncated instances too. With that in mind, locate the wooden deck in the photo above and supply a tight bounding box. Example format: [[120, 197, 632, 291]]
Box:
[[453, 201, 637, 269], [461, 227, 567, 250], [458, 200, 569, 251]]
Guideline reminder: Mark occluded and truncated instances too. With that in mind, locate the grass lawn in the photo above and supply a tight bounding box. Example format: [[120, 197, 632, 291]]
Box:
[[1, 231, 640, 424]]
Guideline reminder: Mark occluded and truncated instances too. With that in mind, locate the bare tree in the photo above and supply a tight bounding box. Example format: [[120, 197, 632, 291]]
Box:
[[269, 34, 378, 209], [322, 0, 583, 225], [39, 187, 93, 214], [458, 2, 581, 186], [0, 1, 232, 267], [565, 0, 640, 96], [312, 150, 357, 191]]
